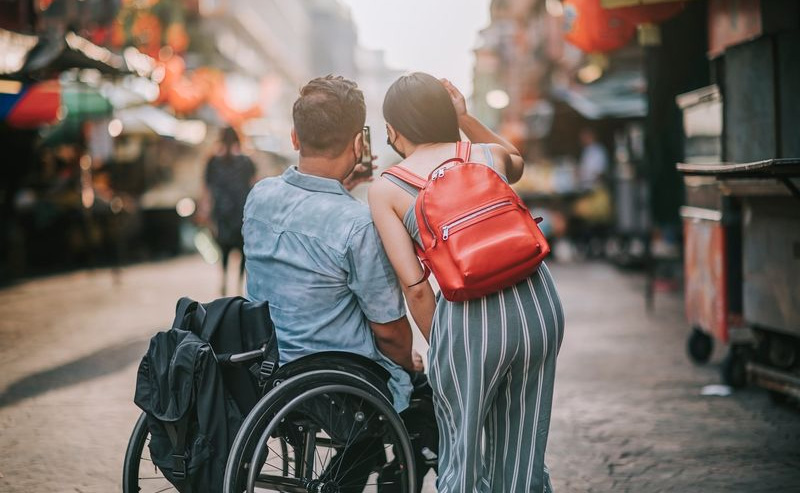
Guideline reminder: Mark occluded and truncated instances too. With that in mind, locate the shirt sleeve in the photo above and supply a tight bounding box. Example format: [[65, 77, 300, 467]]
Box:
[[345, 222, 407, 324]]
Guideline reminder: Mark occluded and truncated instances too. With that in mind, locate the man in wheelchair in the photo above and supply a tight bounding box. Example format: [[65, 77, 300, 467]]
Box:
[[241, 75, 437, 492]]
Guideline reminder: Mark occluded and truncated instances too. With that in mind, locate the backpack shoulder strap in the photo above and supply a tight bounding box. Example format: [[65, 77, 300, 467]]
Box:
[[173, 297, 198, 328], [164, 416, 191, 481], [199, 297, 240, 342], [381, 165, 427, 190], [456, 141, 472, 162], [174, 297, 207, 334]]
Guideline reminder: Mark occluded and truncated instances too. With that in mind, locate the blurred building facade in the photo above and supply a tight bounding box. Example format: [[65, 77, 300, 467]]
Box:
[[0, 0, 365, 282], [472, 0, 652, 263]]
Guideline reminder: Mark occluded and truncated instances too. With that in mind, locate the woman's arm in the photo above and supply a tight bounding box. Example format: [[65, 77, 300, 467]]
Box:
[[368, 180, 436, 342], [440, 79, 525, 184]]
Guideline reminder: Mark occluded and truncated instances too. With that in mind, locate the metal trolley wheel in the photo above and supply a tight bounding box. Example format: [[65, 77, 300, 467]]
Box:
[[223, 369, 417, 493], [687, 326, 713, 364]]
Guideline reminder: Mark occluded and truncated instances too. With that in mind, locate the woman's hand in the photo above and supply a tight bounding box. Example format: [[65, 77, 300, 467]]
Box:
[[440, 78, 467, 119]]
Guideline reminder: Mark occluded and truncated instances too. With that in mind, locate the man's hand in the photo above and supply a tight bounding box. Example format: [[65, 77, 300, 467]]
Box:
[[343, 161, 378, 191], [412, 349, 425, 372]]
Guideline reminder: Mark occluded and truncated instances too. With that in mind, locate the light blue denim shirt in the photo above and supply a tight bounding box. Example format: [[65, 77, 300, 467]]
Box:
[[243, 166, 411, 411]]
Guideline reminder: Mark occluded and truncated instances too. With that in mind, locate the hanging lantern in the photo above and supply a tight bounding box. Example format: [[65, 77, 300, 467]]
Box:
[[611, 1, 685, 25], [154, 55, 185, 104], [166, 23, 190, 54], [563, 0, 637, 53], [167, 78, 206, 115]]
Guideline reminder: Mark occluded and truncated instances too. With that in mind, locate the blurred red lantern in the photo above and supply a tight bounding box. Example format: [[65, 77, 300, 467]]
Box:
[[611, 1, 685, 25], [168, 78, 206, 114], [563, 0, 636, 53], [131, 12, 162, 58], [166, 23, 190, 54], [155, 55, 185, 104], [110, 19, 125, 48]]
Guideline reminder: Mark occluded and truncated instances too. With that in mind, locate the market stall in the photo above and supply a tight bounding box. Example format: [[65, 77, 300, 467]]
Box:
[[678, 159, 800, 399]]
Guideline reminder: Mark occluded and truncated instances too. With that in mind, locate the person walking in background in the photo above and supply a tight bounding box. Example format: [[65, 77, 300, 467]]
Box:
[[577, 127, 609, 190], [571, 127, 612, 258], [202, 126, 256, 296], [369, 72, 564, 492]]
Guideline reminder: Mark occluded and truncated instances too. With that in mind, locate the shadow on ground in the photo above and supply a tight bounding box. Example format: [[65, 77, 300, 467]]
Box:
[[0, 338, 148, 407]]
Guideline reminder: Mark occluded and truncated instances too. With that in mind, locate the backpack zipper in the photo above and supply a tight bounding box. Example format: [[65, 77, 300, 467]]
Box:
[[441, 200, 513, 240]]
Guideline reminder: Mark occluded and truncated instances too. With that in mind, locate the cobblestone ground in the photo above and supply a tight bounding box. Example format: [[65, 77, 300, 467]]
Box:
[[0, 255, 798, 492]]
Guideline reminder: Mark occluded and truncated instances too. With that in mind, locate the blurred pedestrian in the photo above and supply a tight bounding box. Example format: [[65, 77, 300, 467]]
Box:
[[370, 72, 564, 493], [202, 126, 255, 296], [577, 127, 609, 189], [571, 127, 612, 257]]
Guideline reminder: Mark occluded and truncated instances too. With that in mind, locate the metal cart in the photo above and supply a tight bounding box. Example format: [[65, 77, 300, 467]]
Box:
[[677, 159, 800, 400]]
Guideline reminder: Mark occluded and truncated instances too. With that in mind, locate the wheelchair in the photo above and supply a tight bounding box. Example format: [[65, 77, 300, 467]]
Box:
[[124, 351, 433, 493]]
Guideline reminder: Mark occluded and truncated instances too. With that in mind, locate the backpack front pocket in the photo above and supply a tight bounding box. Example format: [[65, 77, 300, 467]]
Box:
[[442, 202, 542, 283]]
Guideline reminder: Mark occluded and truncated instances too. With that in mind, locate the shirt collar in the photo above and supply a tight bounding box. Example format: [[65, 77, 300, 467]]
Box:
[[281, 166, 348, 195]]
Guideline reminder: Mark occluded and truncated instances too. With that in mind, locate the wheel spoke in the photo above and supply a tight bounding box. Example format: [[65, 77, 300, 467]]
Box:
[[330, 409, 383, 482], [331, 397, 370, 481], [228, 375, 413, 493], [265, 441, 295, 475]]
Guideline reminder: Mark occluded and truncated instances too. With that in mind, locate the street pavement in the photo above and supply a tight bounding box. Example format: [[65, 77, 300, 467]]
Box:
[[0, 255, 798, 492]]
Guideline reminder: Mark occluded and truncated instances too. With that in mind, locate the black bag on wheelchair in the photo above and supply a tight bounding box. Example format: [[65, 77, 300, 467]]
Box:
[[134, 296, 278, 493]]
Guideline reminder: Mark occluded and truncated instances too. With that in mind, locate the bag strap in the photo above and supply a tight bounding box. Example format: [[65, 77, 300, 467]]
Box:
[[165, 416, 190, 481], [456, 141, 472, 162], [408, 243, 432, 287], [427, 142, 473, 176], [173, 297, 198, 329], [174, 297, 209, 335], [381, 165, 427, 190], [199, 296, 241, 342]]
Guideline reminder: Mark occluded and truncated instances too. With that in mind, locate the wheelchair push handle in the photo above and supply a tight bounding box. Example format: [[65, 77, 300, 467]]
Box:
[[217, 344, 268, 365]]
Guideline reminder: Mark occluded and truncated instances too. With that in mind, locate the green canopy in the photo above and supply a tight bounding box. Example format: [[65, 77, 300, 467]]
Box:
[[40, 83, 113, 146], [62, 83, 113, 120]]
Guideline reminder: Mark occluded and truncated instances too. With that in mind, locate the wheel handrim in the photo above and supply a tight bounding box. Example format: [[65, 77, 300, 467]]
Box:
[[231, 375, 416, 493]]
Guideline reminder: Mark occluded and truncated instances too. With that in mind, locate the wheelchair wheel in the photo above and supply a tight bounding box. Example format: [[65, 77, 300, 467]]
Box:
[[123, 412, 290, 492], [122, 412, 177, 493], [224, 369, 416, 493]]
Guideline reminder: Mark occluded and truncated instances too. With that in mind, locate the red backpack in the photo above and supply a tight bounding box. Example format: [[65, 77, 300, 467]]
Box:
[[382, 141, 550, 302]]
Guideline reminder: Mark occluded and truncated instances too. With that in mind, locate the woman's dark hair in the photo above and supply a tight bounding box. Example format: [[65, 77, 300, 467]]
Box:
[[383, 72, 460, 144]]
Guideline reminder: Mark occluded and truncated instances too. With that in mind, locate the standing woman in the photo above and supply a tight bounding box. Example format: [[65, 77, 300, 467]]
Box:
[[368, 73, 564, 493]]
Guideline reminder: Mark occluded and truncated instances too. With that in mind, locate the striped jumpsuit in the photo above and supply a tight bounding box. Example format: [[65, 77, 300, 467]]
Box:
[[384, 145, 564, 492]]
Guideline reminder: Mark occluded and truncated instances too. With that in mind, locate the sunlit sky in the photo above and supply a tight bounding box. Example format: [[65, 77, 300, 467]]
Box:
[[339, 0, 492, 97]]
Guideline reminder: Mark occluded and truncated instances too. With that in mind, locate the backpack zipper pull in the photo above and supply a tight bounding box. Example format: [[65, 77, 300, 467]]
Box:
[[442, 226, 450, 240], [438, 168, 445, 179]]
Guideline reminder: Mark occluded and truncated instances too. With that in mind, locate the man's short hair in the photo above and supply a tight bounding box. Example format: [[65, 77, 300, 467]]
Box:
[[292, 75, 366, 157]]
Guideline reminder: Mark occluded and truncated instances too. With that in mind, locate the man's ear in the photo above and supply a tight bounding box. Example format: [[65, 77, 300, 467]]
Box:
[[290, 128, 300, 151], [385, 124, 396, 143], [353, 131, 363, 157]]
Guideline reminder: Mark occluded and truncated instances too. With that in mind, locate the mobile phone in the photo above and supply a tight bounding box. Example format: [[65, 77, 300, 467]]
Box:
[[355, 126, 373, 178]]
